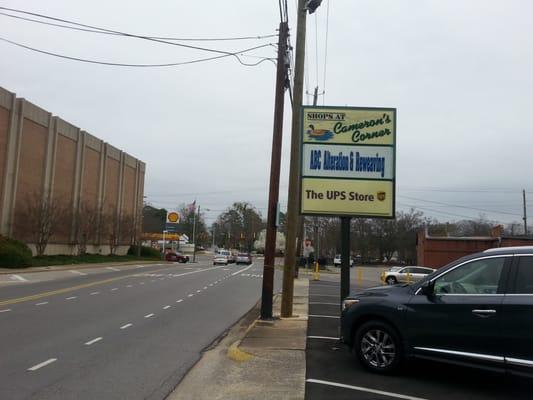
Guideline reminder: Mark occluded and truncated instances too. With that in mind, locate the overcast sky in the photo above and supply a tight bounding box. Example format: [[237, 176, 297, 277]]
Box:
[[1, 0, 532, 229]]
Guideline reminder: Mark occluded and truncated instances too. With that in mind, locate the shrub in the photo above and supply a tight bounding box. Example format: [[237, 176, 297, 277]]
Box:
[[0, 235, 33, 268], [127, 245, 160, 258]]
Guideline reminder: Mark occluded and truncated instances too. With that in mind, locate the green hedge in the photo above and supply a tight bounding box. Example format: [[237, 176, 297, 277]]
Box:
[[127, 245, 160, 258], [0, 235, 33, 268]]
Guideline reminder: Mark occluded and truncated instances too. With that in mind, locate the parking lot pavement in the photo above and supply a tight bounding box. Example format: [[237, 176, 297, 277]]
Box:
[[306, 280, 533, 400]]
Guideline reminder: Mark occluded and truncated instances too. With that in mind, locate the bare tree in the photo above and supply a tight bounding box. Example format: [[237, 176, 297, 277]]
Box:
[[15, 192, 67, 256], [72, 201, 100, 255]]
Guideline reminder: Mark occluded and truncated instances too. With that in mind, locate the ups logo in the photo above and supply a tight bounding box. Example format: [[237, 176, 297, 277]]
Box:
[[377, 191, 386, 201]]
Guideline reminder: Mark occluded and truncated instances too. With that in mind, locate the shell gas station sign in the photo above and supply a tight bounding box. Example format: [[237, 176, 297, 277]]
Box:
[[300, 106, 396, 218]]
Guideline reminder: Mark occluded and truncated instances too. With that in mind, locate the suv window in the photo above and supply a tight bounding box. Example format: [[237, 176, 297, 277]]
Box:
[[414, 267, 431, 274], [516, 256, 533, 294], [433, 257, 505, 295], [402, 267, 414, 274]]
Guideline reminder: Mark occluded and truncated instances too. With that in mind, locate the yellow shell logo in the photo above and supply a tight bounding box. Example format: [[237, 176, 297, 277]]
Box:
[[377, 192, 386, 201], [167, 212, 179, 223]]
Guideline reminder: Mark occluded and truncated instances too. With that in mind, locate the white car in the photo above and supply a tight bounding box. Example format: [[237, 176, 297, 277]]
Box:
[[213, 250, 231, 265], [381, 265, 436, 285], [333, 254, 354, 267]]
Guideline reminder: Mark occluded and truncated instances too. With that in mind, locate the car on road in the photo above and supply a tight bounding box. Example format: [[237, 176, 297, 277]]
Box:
[[340, 246, 533, 377], [333, 254, 354, 267], [236, 253, 253, 265], [381, 266, 435, 285], [165, 251, 189, 263]]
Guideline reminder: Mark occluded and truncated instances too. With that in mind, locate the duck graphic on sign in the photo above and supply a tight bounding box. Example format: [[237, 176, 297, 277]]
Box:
[[306, 124, 334, 141]]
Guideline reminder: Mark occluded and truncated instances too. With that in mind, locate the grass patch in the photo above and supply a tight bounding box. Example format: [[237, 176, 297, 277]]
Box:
[[31, 254, 160, 268]]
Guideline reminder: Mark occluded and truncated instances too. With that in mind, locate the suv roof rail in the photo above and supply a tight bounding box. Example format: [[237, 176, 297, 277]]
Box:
[[483, 246, 533, 253]]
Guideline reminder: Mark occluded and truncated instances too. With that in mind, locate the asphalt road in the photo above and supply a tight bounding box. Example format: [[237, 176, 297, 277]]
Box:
[[0, 256, 274, 400], [305, 275, 533, 400]]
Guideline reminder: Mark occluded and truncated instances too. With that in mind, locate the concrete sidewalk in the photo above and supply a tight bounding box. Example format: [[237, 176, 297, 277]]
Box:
[[167, 278, 309, 400]]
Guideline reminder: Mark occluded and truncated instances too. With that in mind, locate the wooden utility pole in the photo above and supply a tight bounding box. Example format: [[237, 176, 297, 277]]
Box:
[[260, 21, 288, 319], [523, 189, 528, 236], [281, 0, 308, 318]]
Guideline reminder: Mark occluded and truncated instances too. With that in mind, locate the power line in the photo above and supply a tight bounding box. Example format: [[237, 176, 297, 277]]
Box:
[[0, 11, 277, 42], [0, 6, 273, 66], [0, 36, 274, 68]]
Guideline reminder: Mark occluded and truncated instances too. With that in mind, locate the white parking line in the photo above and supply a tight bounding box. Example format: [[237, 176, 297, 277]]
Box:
[[10, 274, 27, 282], [85, 337, 103, 345], [28, 358, 57, 371], [144, 313, 154, 318], [120, 323, 133, 330], [106, 267, 120, 272], [0, 309, 12, 313], [306, 379, 428, 400], [163, 305, 171, 310], [90, 292, 100, 295], [66, 296, 77, 300], [69, 270, 87, 276], [308, 314, 339, 319], [307, 336, 338, 340], [35, 302, 48, 306]]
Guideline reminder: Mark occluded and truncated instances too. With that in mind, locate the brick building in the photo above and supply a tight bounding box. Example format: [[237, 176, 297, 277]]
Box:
[[0, 86, 145, 255], [417, 225, 533, 268]]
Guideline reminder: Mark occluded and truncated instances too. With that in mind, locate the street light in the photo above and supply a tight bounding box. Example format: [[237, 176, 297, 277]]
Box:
[[161, 229, 168, 260]]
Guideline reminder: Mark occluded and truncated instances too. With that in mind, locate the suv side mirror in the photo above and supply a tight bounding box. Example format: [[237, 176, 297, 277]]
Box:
[[419, 280, 434, 296]]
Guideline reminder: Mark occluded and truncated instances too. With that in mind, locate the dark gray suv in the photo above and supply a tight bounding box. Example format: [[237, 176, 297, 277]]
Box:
[[341, 246, 533, 377]]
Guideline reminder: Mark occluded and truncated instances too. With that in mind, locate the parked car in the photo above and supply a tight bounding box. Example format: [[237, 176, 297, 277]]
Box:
[[165, 251, 189, 263], [213, 253, 229, 265], [228, 252, 237, 264], [381, 266, 435, 285], [341, 246, 533, 377], [333, 254, 354, 267], [236, 253, 252, 265]]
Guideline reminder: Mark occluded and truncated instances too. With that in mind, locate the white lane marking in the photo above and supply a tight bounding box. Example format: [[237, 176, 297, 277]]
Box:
[[307, 336, 339, 340], [176, 299, 183, 303], [85, 337, 103, 345], [10, 274, 27, 282], [111, 288, 118, 291], [151, 280, 157, 282], [196, 290, 201, 293], [28, 358, 57, 371], [309, 302, 339, 306], [126, 285, 133, 288], [106, 267, 120, 272], [223, 268, 229, 271], [306, 379, 428, 400], [66, 296, 77, 300], [163, 305, 171, 310], [144, 313, 154, 318], [120, 323, 133, 330], [203, 286, 208, 289], [35, 302, 48, 306], [209, 284, 213, 287], [231, 263, 255, 276], [188, 294, 194, 297], [69, 270, 87, 276], [308, 314, 339, 319], [140, 282, 145, 285], [0, 308, 12, 313], [135, 265, 146, 268], [90, 291, 100, 295]]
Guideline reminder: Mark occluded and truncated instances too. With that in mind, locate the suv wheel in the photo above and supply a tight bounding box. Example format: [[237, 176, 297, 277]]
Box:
[[385, 276, 397, 285], [354, 321, 402, 373]]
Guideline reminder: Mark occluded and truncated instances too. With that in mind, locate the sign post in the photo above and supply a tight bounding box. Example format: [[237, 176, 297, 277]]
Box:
[[299, 106, 396, 303]]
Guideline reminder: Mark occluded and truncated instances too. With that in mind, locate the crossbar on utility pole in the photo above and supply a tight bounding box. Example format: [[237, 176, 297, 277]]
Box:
[[261, 21, 288, 319], [281, 0, 308, 318]]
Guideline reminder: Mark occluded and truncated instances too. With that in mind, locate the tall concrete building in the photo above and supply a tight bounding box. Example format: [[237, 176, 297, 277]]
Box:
[[0, 86, 145, 255]]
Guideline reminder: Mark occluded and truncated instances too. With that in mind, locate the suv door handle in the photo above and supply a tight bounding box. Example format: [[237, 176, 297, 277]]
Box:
[[472, 309, 496, 317]]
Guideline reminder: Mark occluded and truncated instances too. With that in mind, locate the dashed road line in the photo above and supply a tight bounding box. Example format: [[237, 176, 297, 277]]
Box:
[[144, 313, 154, 318], [85, 337, 103, 345], [126, 285, 133, 288], [196, 290, 201, 293], [10, 274, 28, 282], [163, 305, 171, 310], [111, 288, 118, 291], [90, 291, 100, 295], [0, 308, 12, 313], [120, 323, 133, 330], [28, 358, 57, 371], [35, 302, 48, 306], [176, 299, 183, 303], [306, 379, 428, 400], [140, 282, 145, 285], [106, 267, 120, 272], [66, 296, 77, 300], [231, 263, 255, 276], [203, 286, 208, 289], [69, 270, 87, 276]]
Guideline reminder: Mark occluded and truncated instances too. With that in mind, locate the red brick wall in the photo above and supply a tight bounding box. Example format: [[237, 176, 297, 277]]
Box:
[[0, 106, 9, 213], [12, 118, 48, 240]]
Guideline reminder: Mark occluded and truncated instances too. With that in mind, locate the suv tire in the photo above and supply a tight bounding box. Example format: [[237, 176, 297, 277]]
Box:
[[354, 320, 403, 373], [385, 276, 397, 285]]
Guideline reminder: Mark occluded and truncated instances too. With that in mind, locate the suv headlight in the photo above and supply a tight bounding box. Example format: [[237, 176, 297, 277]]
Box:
[[342, 298, 359, 311]]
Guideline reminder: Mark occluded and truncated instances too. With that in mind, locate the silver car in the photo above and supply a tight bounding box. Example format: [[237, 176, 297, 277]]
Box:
[[381, 266, 436, 285]]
